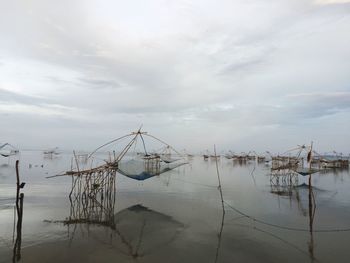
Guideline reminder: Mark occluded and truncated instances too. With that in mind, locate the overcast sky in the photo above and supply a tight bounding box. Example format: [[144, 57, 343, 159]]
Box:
[[1, 0, 350, 154]]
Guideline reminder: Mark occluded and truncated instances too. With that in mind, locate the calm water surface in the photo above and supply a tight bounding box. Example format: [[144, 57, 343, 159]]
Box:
[[1, 151, 350, 263]]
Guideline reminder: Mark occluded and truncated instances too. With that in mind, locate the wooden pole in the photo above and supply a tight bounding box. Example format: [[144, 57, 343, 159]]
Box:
[[16, 193, 24, 261], [308, 142, 313, 187], [15, 160, 20, 216], [13, 160, 24, 262], [214, 145, 225, 214], [214, 145, 225, 263]]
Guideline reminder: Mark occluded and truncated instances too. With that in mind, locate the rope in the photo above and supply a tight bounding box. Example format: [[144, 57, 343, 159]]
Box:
[[87, 133, 134, 159], [233, 222, 317, 261], [223, 201, 350, 233], [139, 134, 148, 155]]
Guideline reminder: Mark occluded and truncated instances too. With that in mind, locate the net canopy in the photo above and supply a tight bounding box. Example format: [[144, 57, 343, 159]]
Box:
[[65, 129, 187, 180]]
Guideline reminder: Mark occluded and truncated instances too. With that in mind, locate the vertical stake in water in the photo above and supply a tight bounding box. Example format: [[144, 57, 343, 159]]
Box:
[[308, 141, 313, 186], [214, 145, 225, 214], [13, 160, 24, 262], [307, 141, 316, 261], [214, 145, 225, 263]]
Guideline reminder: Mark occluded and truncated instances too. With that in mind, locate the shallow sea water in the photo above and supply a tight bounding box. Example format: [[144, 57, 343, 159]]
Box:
[[1, 151, 350, 263]]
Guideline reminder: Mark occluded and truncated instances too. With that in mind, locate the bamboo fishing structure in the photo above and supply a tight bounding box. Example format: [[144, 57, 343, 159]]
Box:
[[47, 129, 186, 226], [52, 129, 185, 178], [226, 151, 266, 165], [270, 143, 349, 176], [269, 170, 299, 197], [271, 156, 299, 171], [65, 165, 117, 227], [0, 143, 19, 157]]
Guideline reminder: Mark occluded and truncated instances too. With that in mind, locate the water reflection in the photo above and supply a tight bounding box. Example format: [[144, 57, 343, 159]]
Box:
[[318, 167, 349, 176], [65, 201, 185, 260], [2, 153, 350, 263], [269, 169, 317, 262], [114, 204, 184, 259], [307, 180, 316, 263], [0, 164, 14, 180], [214, 207, 225, 263], [62, 168, 185, 260]]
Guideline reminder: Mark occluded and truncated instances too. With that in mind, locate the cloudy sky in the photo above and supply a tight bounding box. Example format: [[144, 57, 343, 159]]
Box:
[[1, 0, 350, 154]]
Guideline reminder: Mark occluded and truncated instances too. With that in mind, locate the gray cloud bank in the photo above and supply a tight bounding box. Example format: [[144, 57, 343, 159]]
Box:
[[1, 0, 350, 153]]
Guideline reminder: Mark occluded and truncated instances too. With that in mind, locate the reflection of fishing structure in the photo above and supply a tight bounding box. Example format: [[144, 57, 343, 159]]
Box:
[[64, 190, 184, 259], [269, 169, 317, 262], [62, 174, 184, 259], [113, 204, 184, 259], [307, 182, 316, 262]]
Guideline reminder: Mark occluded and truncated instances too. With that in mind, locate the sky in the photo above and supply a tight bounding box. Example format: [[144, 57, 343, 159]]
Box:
[[0, 0, 350, 154]]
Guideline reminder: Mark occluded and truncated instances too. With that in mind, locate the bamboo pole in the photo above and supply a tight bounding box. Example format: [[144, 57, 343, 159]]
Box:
[[214, 145, 225, 214], [214, 145, 225, 263]]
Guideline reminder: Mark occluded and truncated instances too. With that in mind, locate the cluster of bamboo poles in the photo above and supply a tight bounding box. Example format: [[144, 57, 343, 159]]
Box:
[[270, 170, 299, 196], [66, 167, 117, 227]]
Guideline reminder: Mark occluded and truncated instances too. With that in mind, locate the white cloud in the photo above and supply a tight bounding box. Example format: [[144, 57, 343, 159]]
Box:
[[314, 0, 350, 5], [0, 0, 349, 153], [0, 102, 84, 119]]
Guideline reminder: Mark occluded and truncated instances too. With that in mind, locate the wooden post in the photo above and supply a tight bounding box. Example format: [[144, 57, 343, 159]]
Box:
[[214, 145, 225, 214], [214, 145, 225, 263], [15, 161, 20, 216], [13, 160, 24, 263], [15, 193, 24, 261]]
